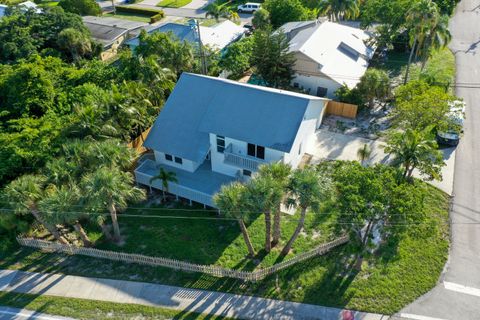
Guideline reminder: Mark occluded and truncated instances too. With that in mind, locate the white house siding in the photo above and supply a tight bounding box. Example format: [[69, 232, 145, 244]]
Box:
[[283, 99, 325, 168], [209, 134, 284, 177], [292, 73, 342, 99], [154, 151, 202, 173]]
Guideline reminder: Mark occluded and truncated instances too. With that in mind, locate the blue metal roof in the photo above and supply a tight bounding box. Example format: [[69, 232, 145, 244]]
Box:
[[144, 73, 325, 163], [125, 23, 197, 48]]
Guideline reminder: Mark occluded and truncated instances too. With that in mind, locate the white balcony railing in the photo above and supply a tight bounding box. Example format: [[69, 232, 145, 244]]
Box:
[[224, 144, 266, 171]]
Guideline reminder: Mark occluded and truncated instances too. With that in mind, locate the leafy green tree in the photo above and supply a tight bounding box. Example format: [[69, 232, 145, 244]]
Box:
[[149, 168, 178, 202], [39, 184, 93, 247], [219, 36, 254, 79], [333, 162, 423, 269], [385, 127, 445, 181], [214, 182, 256, 257], [252, 8, 271, 29], [357, 68, 390, 108], [251, 28, 296, 88], [281, 166, 332, 256], [257, 163, 291, 247], [393, 80, 458, 132], [4, 174, 69, 244], [57, 28, 95, 62], [81, 166, 146, 242], [318, 0, 359, 21], [58, 0, 101, 16], [419, 14, 451, 70], [263, 0, 314, 28], [334, 84, 363, 105]]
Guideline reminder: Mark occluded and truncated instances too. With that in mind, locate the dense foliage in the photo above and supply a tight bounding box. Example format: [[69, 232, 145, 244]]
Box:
[[58, 0, 101, 16]]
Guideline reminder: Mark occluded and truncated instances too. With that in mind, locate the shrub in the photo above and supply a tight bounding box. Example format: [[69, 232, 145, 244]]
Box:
[[150, 12, 164, 23], [115, 5, 163, 16], [58, 0, 101, 16], [335, 85, 363, 106]]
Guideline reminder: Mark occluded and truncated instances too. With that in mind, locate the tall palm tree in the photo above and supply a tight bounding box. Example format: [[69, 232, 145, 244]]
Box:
[[257, 163, 291, 247], [39, 185, 93, 247], [404, 0, 440, 84], [149, 168, 178, 202], [246, 175, 282, 253], [357, 144, 372, 166], [4, 175, 69, 244], [384, 127, 444, 181], [214, 182, 255, 257], [281, 167, 332, 256], [318, 0, 360, 21], [81, 167, 146, 242], [420, 14, 451, 70]]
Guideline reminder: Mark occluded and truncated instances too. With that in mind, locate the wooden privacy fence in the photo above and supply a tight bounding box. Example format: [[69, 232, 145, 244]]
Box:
[[326, 101, 358, 119], [17, 235, 349, 282], [128, 127, 151, 153]]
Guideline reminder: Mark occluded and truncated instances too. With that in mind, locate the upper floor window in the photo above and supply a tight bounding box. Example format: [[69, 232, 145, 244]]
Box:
[[216, 135, 225, 153], [174, 156, 183, 164], [247, 143, 265, 160], [165, 154, 173, 161]]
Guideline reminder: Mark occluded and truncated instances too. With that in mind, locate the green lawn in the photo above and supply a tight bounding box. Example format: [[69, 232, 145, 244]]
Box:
[[0, 292, 227, 319], [0, 181, 450, 315], [104, 12, 151, 23], [408, 47, 456, 90], [157, 0, 192, 8]]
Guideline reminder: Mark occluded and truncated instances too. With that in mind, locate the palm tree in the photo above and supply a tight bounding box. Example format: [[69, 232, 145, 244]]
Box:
[[281, 167, 332, 256], [81, 167, 146, 242], [357, 144, 372, 166], [205, 2, 238, 22], [420, 14, 451, 70], [404, 0, 440, 84], [257, 163, 291, 247], [384, 127, 444, 181], [246, 175, 282, 253], [318, 0, 359, 21], [149, 168, 178, 202], [39, 184, 93, 247], [4, 175, 69, 244], [214, 182, 255, 257]]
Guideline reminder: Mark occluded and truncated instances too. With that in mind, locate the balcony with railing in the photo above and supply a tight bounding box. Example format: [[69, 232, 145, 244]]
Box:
[[135, 159, 235, 208], [223, 144, 267, 171]]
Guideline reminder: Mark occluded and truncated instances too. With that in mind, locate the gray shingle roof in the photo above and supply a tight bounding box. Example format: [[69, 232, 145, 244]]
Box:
[[144, 73, 326, 163], [83, 22, 128, 47], [125, 23, 197, 48]]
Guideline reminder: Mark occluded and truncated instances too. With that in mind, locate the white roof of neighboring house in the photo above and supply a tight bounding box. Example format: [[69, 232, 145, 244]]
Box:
[[19, 0, 41, 12], [283, 20, 375, 89], [200, 20, 245, 49], [0, 4, 7, 17]]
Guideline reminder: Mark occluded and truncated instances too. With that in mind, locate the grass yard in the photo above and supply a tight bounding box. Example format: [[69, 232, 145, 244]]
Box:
[[0, 292, 227, 319], [0, 182, 450, 315], [408, 48, 456, 90], [104, 12, 151, 23], [157, 0, 192, 8]]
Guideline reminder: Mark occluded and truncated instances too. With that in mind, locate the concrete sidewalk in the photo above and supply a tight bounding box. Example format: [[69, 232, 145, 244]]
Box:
[[0, 269, 388, 320]]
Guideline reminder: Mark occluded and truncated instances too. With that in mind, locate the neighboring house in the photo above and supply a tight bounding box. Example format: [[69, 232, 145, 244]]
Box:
[[125, 20, 245, 52], [0, 4, 7, 18], [82, 16, 148, 61], [135, 73, 329, 208], [280, 20, 375, 99], [18, 1, 41, 13]]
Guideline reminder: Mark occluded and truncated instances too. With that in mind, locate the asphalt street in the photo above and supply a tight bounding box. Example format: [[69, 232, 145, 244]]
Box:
[[399, 0, 480, 319]]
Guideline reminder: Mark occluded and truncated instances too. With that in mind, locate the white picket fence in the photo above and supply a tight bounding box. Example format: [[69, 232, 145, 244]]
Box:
[[17, 235, 349, 282]]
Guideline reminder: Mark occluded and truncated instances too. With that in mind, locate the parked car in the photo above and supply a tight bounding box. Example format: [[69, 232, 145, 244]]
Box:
[[437, 101, 465, 147], [237, 2, 261, 13]]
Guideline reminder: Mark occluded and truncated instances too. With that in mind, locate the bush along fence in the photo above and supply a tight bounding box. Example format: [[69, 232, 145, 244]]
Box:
[[17, 235, 349, 282]]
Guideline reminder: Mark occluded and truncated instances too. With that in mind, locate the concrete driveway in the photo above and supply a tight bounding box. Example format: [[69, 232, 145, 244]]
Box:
[[308, 130, 456, 195]]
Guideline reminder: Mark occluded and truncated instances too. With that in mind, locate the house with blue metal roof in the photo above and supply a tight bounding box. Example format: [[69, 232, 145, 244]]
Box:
[[135, 73, 329, 208]]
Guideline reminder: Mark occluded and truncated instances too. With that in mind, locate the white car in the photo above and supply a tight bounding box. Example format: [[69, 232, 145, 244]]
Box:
[[237, 2, 261, 13]]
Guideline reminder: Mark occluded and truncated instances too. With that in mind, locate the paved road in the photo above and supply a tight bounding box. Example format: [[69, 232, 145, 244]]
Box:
[[0, 306, 74, 320], [398, 0, 480, 319], [0, 269, 387, 320]]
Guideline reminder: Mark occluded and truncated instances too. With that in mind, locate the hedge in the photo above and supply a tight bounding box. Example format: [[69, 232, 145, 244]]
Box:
[[115, 5, 164, 16], [150, 12, 164, 23]]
